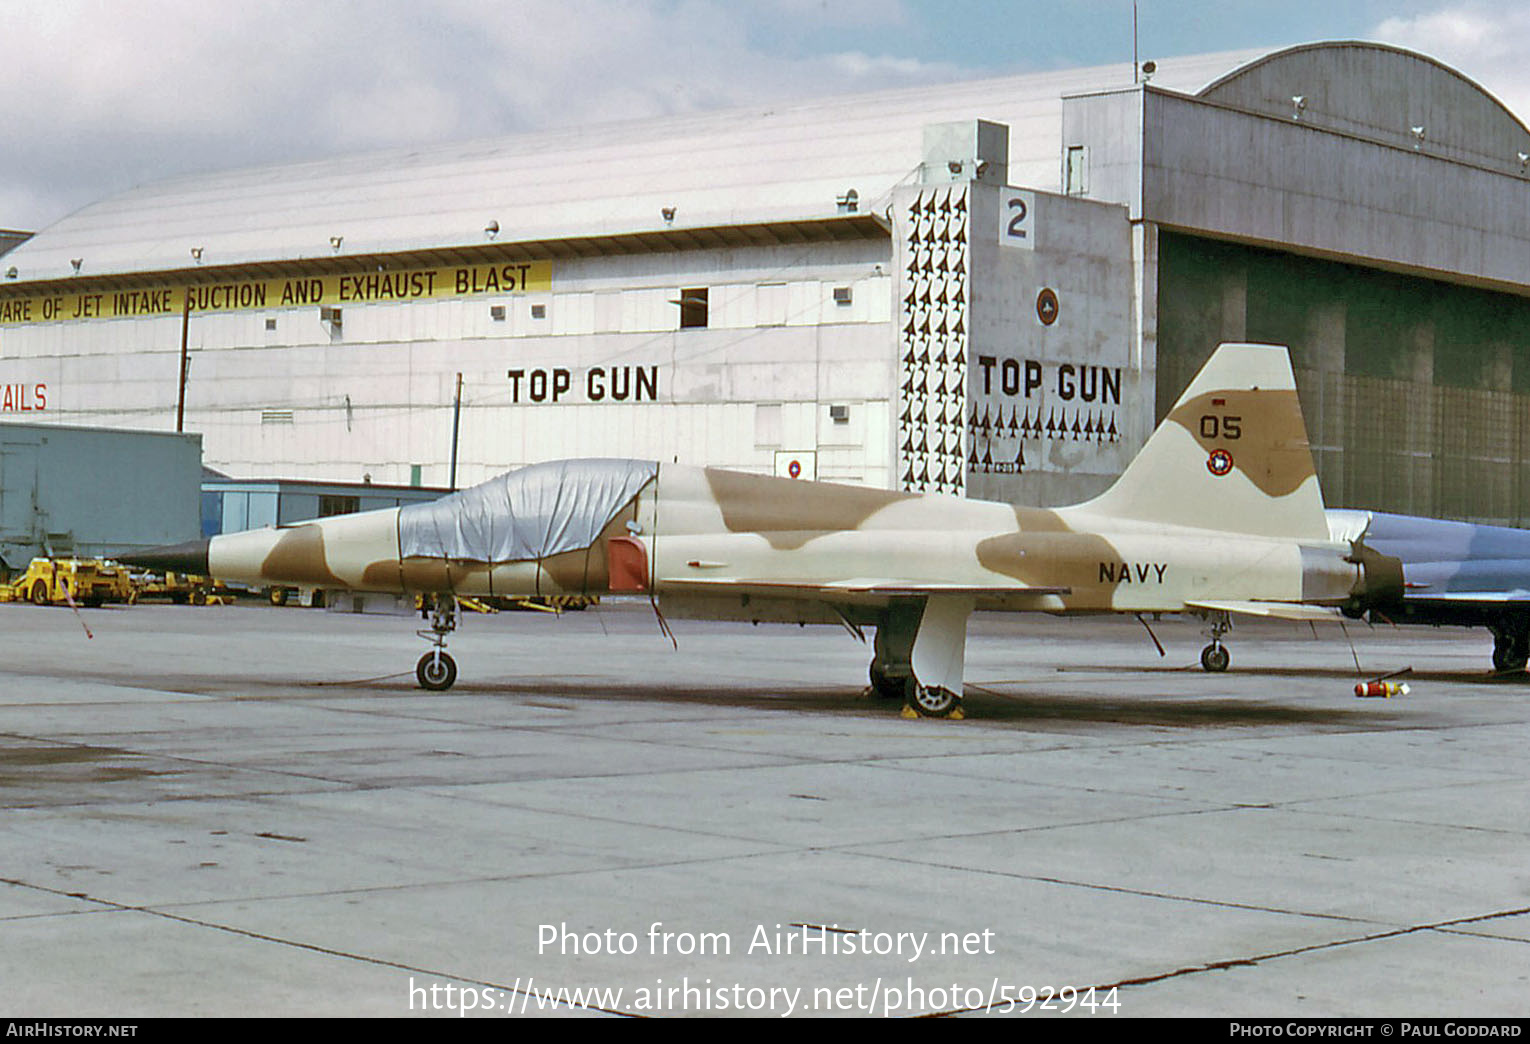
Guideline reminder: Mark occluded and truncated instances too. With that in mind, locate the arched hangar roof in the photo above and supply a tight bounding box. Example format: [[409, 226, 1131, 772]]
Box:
[[1197, 40, 1530, 169], [6, 41, 1524, 284], [0, 47, 1260, 282]]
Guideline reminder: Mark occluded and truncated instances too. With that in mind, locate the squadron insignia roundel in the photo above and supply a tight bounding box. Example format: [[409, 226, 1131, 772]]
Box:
[[1207, 449, 1234, 476], [1036, 288, 1059, 326]]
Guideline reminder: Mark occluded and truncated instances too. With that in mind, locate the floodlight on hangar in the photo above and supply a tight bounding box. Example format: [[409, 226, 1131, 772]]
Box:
[[1291, 95, 1306, 120], [329, 235, 344, 252]]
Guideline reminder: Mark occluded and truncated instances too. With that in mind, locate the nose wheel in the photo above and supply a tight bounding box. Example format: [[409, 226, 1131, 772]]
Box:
[[1199, 642, 1230, 673], [416, 650, 458, 691], [1199, 612, 1232, 673], [415, 595, 460, 691]]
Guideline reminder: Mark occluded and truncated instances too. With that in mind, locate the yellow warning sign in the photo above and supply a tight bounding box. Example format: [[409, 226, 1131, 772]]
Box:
[[0, 261, 552, 326]]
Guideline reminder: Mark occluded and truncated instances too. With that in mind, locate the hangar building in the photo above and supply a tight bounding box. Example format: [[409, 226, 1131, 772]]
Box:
[[3, 41, 1529, 522]]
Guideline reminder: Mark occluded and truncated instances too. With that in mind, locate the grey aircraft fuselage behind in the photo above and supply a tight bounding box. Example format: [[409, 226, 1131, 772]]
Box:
[[1328, 509, 1530, 673]]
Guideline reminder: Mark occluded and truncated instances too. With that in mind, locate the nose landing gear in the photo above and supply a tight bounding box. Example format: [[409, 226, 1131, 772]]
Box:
[[1200, 612, 1232, 673], [416, 596, 459, 691]]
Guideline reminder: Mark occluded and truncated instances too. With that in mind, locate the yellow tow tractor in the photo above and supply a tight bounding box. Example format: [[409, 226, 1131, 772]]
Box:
[[130, 570, 232, 606], [412, 593, 599, 616], [1, 557, 135, 607]]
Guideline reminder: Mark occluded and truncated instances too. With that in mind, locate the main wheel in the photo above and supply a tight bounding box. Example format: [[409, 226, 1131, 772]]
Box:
[[1494, 644, 1529, 672], [869, 661, 906, 700], [416, 651, 457, 691], [30, 580, 49, 606], [905, 678, 959, 718], [1200, 643, 1230, 673], [1491, 628, 1528, 672]]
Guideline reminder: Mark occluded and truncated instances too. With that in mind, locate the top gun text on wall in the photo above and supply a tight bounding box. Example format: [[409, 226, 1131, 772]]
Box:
[[506, 366, 660, 403], [974, 356, 1121, 404]]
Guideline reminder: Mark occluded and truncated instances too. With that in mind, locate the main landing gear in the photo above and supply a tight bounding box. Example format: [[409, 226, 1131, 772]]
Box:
[[1489, 616, 1530, 674], [904, 678, 960, 718], [1199, 612, 1232, 673], [869, 660, 960, 717], [869, 598, 969, 718], [416, 595, 459, 691], [869, 659, 905, 700]]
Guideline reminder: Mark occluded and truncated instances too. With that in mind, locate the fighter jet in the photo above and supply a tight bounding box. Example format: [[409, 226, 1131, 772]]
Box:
[[125, 343, 1400, 716], [1328, 508, 1530, 674]]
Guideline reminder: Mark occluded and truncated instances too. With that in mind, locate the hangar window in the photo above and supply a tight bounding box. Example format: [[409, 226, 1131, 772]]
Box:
[[319, 495, 360, 517], [678, 288, 709, 329]]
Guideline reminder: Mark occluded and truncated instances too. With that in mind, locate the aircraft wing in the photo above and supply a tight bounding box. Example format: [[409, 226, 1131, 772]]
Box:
[[1397, 591, 1530, 603], [1185, 599, 1344, 622]]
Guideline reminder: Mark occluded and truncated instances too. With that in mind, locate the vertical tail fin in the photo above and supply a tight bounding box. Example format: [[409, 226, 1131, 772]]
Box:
[[1076, 343, 1328, 539]]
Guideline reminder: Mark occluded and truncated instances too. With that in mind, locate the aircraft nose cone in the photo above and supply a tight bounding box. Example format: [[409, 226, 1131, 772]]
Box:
[[117, 539, 210, 576]]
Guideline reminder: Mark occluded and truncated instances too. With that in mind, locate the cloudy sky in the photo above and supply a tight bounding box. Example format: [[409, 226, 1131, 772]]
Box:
[[3, 0, 1527, 233]]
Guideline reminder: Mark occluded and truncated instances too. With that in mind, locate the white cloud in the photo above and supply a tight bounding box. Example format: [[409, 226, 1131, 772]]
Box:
[[0, 0, 965, 231], [1373, 4, 1530, 123]]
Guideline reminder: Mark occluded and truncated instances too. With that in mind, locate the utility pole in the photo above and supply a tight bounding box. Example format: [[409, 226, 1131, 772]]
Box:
[[176, 291, 190, 432], [449, 372, 463, 491], [1132, 1, 1139, 83]]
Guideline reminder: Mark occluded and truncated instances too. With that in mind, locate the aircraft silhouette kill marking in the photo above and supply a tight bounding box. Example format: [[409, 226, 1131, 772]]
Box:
[[125, 343, 1401, 716]]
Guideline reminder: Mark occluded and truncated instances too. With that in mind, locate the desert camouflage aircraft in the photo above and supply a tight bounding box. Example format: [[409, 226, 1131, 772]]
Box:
[[126, 343, 1401, 716]]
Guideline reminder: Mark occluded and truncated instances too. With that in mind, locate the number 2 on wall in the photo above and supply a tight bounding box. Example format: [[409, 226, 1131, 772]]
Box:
[[1000, 191, 1035, 250]]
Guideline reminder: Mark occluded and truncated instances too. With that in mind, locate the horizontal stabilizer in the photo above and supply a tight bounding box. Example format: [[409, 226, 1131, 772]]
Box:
[[1404, 592, 1530, 604], [1187, 599, 1342, 622]]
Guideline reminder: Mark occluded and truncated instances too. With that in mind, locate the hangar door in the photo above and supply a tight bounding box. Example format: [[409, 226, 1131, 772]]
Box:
[[1157, 232, 1530, 526]]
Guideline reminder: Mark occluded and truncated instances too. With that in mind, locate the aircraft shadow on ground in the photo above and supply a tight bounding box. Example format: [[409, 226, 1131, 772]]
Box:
[[77, 657, 1514, 727], [1056, 663, 1522, 685], [403, 676, 1410, 728]]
